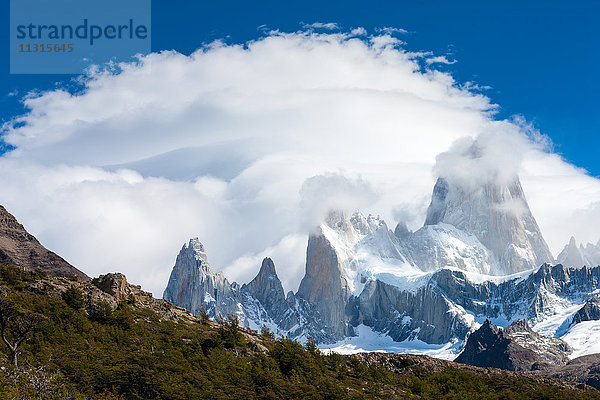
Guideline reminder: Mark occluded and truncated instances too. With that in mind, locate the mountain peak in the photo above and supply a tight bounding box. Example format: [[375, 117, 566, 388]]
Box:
[[0, 205, 29, 232], [257, 257, 277, 277], [244, 258, 286, 315], [163, 237, 236, 317], [183, 237, 208, 263], [556, 236, 600, 268], [423, 176, 554, 274], [0, 205, 89, 280], [393, 221, 411, 239], [505, 319, 532, 334]]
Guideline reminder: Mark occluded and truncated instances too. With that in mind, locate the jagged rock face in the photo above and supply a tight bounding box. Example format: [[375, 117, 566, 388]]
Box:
[[163, 242, 339, 342], [297, 227, 353, 338], [455, 320, 572, 371], [163, 238, 240, 319], [163, 221, 600, 346], [160, 171, 596, 351], [92, 273, 131, 302], [357, 278, 472, 344], [355, 263, 600, 345], [241, 258, 295, 330], [243, 258, 285, 314], [0, 205, 88, 280], [454, 320, 504, 367], [571, 295, 600, 326], [433, 264, 600, 334], [393, 222, 411, 239], [557, 237, 600, 268], [424, 178, 554, 274]]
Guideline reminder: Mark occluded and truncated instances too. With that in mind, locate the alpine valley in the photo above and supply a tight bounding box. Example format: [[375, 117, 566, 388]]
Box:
[[164, 145, 600, 368]]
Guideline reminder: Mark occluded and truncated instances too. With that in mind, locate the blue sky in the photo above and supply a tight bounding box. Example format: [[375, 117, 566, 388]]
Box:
[[3, 0, 600, 293], [1, 0, 599, 174]]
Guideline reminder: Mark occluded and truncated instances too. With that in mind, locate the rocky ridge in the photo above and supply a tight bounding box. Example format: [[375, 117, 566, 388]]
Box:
[[455, 319, 572, 371], [571, 295, 600, 326], [0, 205, 88, 280]]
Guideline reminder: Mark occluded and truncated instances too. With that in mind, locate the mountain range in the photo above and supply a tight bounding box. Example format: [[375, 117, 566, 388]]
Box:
[[2, 170, 600, 392], [163, 156, 600, 362]]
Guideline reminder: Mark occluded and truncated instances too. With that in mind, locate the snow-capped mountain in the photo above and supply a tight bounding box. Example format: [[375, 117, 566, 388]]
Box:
[[557, 237, 600, 269], [424, 176, 554, 274], [163, 172, 600, 360]]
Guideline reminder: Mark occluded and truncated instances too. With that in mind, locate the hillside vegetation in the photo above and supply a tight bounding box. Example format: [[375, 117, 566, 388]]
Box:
[[0, 264, 599, 400]]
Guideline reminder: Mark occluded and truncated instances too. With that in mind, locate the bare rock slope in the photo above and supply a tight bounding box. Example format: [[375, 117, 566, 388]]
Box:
[[0, 205, 88, 280]]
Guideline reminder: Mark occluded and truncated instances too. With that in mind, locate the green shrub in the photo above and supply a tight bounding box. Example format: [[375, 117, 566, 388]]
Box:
[[62, 286, 85, 310], [2, 276, 600, 400], [87, 300, 113, 324], [0, 264, 46, 288], [218, 314, 244, 348]]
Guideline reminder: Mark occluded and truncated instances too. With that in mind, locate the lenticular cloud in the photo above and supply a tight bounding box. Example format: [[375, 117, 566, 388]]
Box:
[[1, 28, 599, 296]]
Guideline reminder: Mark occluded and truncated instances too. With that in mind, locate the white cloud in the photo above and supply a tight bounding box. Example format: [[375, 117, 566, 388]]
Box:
[[377, 27, 409, 35], [299, 172, 378, 231], [350, 27, 367, 36], [0, 29, 598, 296], [426, 55, 457, 65], [300, 22, 339, 30]]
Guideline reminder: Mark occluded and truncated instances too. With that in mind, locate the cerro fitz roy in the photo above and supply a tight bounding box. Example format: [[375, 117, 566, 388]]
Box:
[[163, 141, 600, 358]]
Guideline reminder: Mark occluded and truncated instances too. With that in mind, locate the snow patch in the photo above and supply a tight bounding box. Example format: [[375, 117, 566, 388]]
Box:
[[320, 325, 463, 360], [561, 321, 600, 359]]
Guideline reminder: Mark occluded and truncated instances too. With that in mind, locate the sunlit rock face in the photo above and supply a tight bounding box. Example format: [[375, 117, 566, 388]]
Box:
[[163, 238, 239, 319], [425, 177, 554, 274], [296, 225, 354, 339]]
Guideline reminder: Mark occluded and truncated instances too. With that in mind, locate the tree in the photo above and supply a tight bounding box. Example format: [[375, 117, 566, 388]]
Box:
[[62, 286, 84, 310], [87, 300, 113, 324], [261, 325, 275, 339], [0, 298, 45, 368]]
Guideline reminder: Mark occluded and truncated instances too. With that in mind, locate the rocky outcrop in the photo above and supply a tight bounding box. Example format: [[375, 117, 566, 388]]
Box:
[[571, 295, 600, 326], [28, 271, 195, 323], [455, 320, 572, 371], [0, 205, 88, 280], [92, 273, 131, 302], [424, 177, 554, 274]]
